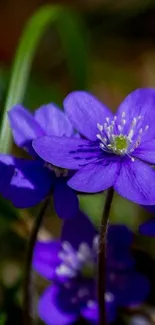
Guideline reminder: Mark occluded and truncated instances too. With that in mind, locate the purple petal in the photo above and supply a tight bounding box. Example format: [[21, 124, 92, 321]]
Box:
[[38, 285, 78, 325], [116, 88, 155, 142], [0, 155, 53, 208], [53, 180, 79, 219], [64, 91, 113, 141], [33, 241, 60, 280], [68, 159, 120, 193], [114, 158, 155, 205], [133, 140, 155, 164], [139, 219, 155, 237], [0, 161, 14, 197], [108, 225, 133, 248], [34, 104, 73, 137], [61, 211, 97, 249], [111, 272, 150, 307], [8, 105, 44, 152], [81, 302, 98, 324], [107, 225, 134, 271], [33, 136, 100, 169]]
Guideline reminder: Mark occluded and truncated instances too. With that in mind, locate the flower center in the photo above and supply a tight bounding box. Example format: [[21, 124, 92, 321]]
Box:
[[56, 237, 98, 280], [96, 112, 149, 159], [111, 135, 128, 154], [45, 162, 68, 177]]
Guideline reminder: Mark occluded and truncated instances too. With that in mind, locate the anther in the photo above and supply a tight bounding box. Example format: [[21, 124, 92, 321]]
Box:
[[87, 300, 95, 308], [97, 123, 103, 132], [118, 125, 122, 132], [96, 134, 102, 140]]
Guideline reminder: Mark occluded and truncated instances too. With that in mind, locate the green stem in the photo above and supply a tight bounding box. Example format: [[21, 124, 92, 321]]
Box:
[[97, 187, 114, 325], [23, 197, 50, 325]]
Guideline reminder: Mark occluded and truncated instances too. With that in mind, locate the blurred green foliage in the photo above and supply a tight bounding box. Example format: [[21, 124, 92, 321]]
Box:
[[0, 5, 88, 153]]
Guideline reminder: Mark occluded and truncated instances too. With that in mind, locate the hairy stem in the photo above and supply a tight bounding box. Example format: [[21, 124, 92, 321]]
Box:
[[23, 196, 50, 325], [98, 187, 114, 325]]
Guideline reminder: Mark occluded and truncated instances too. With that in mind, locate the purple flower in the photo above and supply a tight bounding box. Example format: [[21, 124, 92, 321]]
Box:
[[0, 104, 79, 218], [33, 212, 149, 325], [33, 89, 155, 205]]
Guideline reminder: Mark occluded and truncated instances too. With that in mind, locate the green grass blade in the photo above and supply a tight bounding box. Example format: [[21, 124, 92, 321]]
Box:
[[0, 5, 88, 153]]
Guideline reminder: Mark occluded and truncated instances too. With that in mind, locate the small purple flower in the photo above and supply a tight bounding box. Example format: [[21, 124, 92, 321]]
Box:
[[33, 89, 155, 205], [33, 212, 149, 325], [0, 104, 79, 218]]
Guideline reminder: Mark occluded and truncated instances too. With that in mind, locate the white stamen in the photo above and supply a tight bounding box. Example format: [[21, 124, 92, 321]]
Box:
[[105, 292, 114, 302], [87, 300, 96, 308], [118, 125, 122, 132], [132, 117, 137, 125], [62, 241, 73, 252], [139, 128, 143, 134], [78, 288, 88, 298], [96, 134, 102, 140], [127, 129, 134, 141], [56, 265, 76, 277], [97, 123, 103, 132]]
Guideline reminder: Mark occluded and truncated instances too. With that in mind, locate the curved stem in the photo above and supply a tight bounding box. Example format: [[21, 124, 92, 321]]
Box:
[[98, 187, 114, 325], [23, 196, 50, 325]]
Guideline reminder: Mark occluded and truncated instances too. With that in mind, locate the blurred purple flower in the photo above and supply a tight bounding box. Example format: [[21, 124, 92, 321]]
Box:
[[139, 218, 155, 237], [33, 89, 155, 205], [33, 212, 149, 325], [0, 104, 79, 218]]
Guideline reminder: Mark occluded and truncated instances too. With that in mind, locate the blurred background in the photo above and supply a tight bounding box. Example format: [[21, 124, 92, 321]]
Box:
[[1, 0, 155, 324]]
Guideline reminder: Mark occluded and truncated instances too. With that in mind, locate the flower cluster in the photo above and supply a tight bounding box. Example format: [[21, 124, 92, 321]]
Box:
[[0, 88, 154, 325], [33, 212, 149, 325]]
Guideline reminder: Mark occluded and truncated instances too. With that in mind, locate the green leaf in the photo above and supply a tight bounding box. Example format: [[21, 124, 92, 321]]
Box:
[[0, 5, 88, 153]]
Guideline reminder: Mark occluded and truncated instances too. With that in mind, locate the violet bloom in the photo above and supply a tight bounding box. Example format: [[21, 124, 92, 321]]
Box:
[[33, 89, 155, 205], [33, 212, 149, 325], [0, 104, 79, 218]]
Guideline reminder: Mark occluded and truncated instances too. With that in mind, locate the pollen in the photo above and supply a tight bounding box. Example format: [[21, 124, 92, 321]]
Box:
[[112, 135, 128, 152]]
